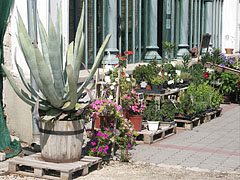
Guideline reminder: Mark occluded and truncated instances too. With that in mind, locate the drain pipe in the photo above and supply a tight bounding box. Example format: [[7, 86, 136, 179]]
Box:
[[27, 0, 40, 144]]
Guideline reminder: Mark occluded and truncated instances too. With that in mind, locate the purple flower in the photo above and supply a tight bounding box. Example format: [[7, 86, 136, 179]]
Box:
[[114, 130, 116, 134], [97, 131, 103, 137], [128, 143, 131, 147], [91, 141, 96, 146], [126, 133, 131, 137], [125, 154, 128, 157], [99, 146, 103, 152], [230, 60, 233, 65], [105, 145, 109, 150], [110, 123, 114, 126], [93, 147, 96, 152], [220, 64, 225, 68], [104, 134, 109, 139], [104, 150, 107, 154]]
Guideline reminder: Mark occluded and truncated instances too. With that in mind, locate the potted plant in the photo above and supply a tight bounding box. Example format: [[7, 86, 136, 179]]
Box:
[[2, 4, 111, 163], [143, 100, 162, 131], [150, 75, 166, 91], [122, 90, 145, 131], [224, 35, 234, 54], [159, 100, 176, 122], [88, 99, 121, 129], [179, 72, 192, 86]]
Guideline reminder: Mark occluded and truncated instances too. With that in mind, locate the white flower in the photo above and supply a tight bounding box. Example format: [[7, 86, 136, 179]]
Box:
[[115, 78, 119, 82], [125, 73, 129, 77], [110, 85, 114, 90], [126, 78, 130, 82], [104, 76, 111, 83], [140, 81, 147, 88], [158, 72, 162, 76], [206, 68, 214, 73], [164, 72, 168, 76], [108, 95, 113, 100], [176, 70, 181, 76], [167, 80, 174, 85], [180, 79, 183, 83], [171, 62, 176, 67], [112, 82, 116, 86], [169, 74, 171, 77]]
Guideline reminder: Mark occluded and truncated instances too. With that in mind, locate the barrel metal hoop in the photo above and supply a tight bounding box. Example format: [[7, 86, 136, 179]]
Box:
[[39, 128, 84, 135]]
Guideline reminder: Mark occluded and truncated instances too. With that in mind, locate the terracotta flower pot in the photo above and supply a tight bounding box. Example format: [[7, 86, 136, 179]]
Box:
[[146, 85, 151, 90], [128, 114, 143, 132], [225, 48, 233, 54], [94, 116, 114, 129]]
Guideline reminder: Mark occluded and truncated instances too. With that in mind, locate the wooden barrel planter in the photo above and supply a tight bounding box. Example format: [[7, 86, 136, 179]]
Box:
[[39, 119, 84, 163]]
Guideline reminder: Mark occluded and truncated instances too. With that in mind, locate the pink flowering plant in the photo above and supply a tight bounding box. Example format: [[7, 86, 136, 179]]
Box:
[[122, 90, 145, 115], [88, 99, 121, 118], [85, 115, 137, 161]]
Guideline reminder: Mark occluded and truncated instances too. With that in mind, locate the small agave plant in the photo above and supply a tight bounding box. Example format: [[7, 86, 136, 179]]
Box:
[[2, 4, 111, 121]]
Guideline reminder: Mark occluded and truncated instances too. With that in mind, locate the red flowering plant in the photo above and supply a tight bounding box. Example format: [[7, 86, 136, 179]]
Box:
[[115, 51, 134, 68]]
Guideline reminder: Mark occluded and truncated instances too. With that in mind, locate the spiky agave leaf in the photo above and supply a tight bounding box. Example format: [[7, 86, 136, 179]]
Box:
[[77, 34, 112, 98], [48, 16, 64, 97], [1, 64, 50, 110]]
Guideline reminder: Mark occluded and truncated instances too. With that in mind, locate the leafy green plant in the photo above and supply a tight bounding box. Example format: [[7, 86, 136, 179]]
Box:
[[219, 72, 239, 95], [143, 100, 162, 121], [179, 72, 192, 82], [2, 5, 111, 121], [133, 59, 161, 85], [182, 54, 191, 69], [159, 99, 176, 121], [150, 75, 166, 85], [162, 41, 175, 62]]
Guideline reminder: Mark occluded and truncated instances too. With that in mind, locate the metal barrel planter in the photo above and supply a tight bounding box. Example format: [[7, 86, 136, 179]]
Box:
[[39, 119, 84, 163]]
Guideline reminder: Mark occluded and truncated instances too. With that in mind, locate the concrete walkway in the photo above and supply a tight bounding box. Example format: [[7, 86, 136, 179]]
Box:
[[131, 104, 240, 173]]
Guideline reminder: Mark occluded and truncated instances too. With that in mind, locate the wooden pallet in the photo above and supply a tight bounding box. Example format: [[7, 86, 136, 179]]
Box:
[[174, 117, 200, 130], [8, 153, 102, 180], [215, 107, 223, 117], [203, 111, 217, 123], [136, 124, 176, 144]]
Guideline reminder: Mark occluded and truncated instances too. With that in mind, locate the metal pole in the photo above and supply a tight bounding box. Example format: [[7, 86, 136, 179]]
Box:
[[212, 0, 216, 48], [125, 0, 128, 53], [132, 0, 136, 63], [84, 0, 88, 68], [194, 0, 197, 48], [118, 0, 122, 54], [190, 0, 193, 50], [197, 0, 201, 50], [177, 0, 190, 59], [93, 0, 97, 60], [138, 0, 142, 62], [144, 0, 161, 61]]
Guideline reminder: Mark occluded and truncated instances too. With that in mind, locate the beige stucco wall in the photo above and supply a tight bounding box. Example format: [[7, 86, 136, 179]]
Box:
[[3, 16, 33, 143]]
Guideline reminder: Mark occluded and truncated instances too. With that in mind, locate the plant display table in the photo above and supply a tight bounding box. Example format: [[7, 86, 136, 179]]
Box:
[[8, 153, 102, 180]]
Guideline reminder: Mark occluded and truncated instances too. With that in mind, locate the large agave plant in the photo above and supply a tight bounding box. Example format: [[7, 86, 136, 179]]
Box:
[[2, 4, 111, 121]]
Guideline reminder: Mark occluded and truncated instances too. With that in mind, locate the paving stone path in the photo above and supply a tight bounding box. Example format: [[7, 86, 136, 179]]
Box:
[[131, 104, 240, 173]]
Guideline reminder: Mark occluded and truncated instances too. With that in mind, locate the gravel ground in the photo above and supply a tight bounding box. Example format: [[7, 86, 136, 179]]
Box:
[[0, 161, 240, 180]]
